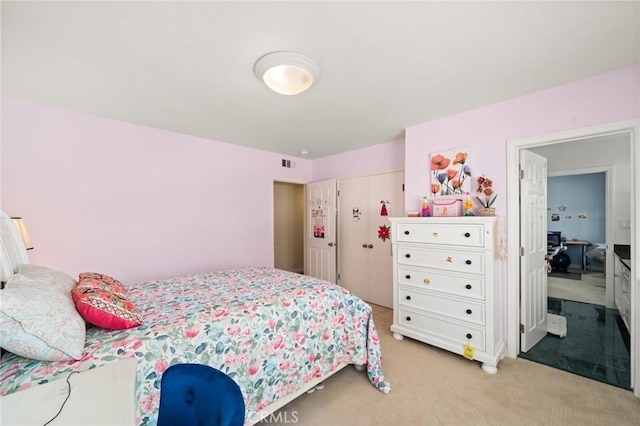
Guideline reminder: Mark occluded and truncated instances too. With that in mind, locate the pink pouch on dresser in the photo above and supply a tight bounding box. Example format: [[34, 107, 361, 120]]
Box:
[[431, 198, 462, 217]]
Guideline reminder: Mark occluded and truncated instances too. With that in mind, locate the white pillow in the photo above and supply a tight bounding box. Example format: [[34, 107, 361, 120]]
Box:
[[0, 267, 85, 361], [11, 264, 77, 293]]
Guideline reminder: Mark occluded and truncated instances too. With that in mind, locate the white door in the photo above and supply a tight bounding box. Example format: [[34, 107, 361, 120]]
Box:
[[520, 150, 548, 352], [337, 176, 369, 298], [306, 179, 337, 283], [367, 171, 404, 307]]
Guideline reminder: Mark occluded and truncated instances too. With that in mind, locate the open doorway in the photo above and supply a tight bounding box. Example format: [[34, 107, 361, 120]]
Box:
[[506, 119, 639, 396], [517, 161, 629, 389], [544, 171, 608, 309], [273, 181, 304, 274]]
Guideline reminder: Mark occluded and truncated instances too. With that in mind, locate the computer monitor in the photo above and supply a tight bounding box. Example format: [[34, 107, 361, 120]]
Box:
[[547, 231, 562, 247]]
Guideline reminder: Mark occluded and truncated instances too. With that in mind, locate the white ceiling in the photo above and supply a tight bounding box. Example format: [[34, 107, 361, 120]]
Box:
[[2, 1, 639, 159]]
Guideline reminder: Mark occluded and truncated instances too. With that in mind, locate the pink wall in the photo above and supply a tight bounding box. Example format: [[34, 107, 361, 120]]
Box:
[[311, 138, 405, 181], [405, 65, 640, 214], [1, 98, 312, 283], [2, 65, 638, 285]]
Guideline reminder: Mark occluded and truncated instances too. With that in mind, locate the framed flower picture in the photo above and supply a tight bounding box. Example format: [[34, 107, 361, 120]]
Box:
[[430, 148, 472, 196]]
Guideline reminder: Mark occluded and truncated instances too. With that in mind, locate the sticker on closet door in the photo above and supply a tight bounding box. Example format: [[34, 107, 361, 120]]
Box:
[[380, 200, 390, 216], [352, 208, 361, 222]]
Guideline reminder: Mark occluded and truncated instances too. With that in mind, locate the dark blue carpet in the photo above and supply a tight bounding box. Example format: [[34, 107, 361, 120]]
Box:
[[519, 297, 630, 390]]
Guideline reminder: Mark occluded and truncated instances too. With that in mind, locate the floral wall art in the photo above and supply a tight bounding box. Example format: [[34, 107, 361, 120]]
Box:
[[430, 148, 471, 196]]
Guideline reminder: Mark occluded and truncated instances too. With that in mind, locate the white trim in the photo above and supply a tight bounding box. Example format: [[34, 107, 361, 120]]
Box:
[[506, 118, 639, 396]]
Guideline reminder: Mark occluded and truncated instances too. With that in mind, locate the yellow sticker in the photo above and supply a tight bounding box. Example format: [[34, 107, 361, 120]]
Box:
[[463, 344, 475, 360]]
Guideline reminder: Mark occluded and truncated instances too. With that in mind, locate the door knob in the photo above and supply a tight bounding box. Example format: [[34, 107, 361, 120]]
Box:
[[362, 243, 368, 248], [328, 242, 334, 247], [367, 244, 373, 249]]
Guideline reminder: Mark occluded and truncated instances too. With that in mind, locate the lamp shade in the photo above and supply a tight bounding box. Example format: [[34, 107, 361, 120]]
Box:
[[11, 217, 33, 250], [254, 51, 320, 95]]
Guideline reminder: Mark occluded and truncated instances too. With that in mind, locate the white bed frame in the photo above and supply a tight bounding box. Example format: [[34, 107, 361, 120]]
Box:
[[247, 362, 364, 424]]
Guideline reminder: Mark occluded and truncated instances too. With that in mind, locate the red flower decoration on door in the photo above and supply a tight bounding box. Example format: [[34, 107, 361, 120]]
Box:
[[378, 224, 391, 242]]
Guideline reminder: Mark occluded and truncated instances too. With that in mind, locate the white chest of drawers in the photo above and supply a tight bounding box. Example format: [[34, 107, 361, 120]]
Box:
[[389, 216, 504, 374]]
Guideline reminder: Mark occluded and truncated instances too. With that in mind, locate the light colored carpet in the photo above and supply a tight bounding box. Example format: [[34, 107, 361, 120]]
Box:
[[548, 272, 605, 305], [261, 304, 640, 426]]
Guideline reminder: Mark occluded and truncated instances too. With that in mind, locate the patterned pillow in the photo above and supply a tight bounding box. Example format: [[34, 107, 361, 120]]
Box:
[[0, 269, 86, 361], [72, 275, 142, 330], [77, 272, 127, 298]]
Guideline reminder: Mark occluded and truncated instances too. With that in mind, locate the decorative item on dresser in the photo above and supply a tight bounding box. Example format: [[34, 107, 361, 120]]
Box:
[[388, 216, 504, 374], [475, 175, 497, 217]]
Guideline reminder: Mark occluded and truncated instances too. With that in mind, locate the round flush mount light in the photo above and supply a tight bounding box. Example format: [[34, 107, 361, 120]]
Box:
[[254, 51, 320, 95]]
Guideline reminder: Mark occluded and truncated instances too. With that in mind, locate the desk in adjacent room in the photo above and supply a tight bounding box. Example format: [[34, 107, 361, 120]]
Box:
[[563, 240, 591, 272]]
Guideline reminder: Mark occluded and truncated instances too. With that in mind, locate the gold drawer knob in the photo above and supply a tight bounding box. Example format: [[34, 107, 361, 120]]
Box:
[[423, 278, 430, 285], [432, 232, 439, 237]]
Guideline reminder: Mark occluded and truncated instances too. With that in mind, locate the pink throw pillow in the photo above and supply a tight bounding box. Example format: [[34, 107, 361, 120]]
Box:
[[72, 273, 142, 330]]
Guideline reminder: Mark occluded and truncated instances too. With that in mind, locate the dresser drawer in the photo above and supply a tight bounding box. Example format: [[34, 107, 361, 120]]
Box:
[[397, 266, 485, 300], [397, 247, 485, 274], [396, 223, 485, 247], [397, 308, 486, 351], [398, 287, 485, 325]]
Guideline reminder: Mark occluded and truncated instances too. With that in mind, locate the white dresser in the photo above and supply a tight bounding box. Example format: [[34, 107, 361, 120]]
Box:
[[389, 216, 504, 374]]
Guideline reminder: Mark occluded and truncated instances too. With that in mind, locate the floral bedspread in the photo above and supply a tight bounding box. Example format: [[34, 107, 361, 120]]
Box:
[[0, 266, 390, 424]]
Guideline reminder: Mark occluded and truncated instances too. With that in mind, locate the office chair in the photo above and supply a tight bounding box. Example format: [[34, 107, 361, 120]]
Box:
[[157, 364, 245, 426]]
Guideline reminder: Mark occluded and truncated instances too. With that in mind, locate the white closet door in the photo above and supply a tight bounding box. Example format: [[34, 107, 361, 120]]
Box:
[[367, 171, 404, 308], [338, 176, 369, 300]]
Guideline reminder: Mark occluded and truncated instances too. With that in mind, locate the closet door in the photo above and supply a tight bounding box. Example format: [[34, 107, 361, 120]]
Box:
[[338, 176, 369, 299], [367, 171, 404, 308], [338, 171, 404, 308]]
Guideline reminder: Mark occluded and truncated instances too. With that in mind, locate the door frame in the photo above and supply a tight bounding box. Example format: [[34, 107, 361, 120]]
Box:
[[546, 167, 613, 308], [273, 180, 305, 274], [506, 118, 639, 396]]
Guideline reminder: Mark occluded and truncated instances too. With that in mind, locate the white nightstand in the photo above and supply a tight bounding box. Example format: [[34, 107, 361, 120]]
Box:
[[1, 358, 137, 425]]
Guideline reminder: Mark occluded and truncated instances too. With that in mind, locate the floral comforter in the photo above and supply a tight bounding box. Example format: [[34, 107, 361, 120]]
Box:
[[0, 266, 390, 424]]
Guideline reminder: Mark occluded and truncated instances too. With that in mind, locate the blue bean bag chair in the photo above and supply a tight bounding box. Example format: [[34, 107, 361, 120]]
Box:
[[157, 364, 245, 426]]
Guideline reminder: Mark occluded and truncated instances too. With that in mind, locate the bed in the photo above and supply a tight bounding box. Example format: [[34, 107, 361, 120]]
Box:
[[0, 212, 390, 424]]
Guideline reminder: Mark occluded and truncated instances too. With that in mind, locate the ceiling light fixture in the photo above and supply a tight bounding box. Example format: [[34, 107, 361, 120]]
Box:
[[254, 51, 320, 95]]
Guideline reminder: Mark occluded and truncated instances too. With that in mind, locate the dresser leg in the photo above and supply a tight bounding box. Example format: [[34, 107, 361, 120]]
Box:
[[481, 363, 498, 374], [392, 332, 404, 341]]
